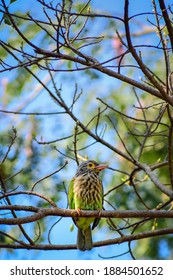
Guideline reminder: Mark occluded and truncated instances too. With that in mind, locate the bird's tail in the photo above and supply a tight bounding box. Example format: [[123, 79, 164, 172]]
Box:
[[77, 226, 93, 251]]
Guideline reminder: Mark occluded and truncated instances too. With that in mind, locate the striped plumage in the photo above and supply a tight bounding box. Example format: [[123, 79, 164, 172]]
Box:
[[68, 160, 107, 251]]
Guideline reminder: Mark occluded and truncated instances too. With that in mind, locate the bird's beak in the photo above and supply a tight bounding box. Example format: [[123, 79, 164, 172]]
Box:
[[95, 164, 108, 171]]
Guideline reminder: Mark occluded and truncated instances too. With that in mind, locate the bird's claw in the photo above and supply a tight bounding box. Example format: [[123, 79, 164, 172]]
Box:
[[76, 208, 81, 215], [98, 209, 102, 217]]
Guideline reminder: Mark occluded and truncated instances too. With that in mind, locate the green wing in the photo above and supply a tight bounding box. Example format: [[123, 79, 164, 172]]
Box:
[[68, 178, 78, 227], [68, 178, 75, 209]]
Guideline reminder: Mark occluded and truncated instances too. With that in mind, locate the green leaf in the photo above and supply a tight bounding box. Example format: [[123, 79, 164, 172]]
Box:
[[3, 14, 11, 26], [70, 224, 74, 232]]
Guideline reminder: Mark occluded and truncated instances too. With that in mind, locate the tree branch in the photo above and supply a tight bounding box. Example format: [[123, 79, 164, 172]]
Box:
[[0, 226, 173, 251], [124, 0, 173, 104], [158, 0, 173, 52], [1, 206, 173, 225]]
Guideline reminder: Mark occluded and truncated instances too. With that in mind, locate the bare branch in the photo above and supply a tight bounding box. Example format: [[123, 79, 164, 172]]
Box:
[[1, 206, 173, 225], [0, 225, 173, 250], [158, 0, 173, 51], [1, 127, 17, 164], [31, 161, 68, 191]]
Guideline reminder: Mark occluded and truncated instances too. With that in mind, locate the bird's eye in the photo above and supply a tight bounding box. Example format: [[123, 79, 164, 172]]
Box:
[[88, 162, 95, 168]]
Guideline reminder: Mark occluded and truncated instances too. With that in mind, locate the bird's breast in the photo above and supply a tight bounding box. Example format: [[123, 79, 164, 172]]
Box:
[[73, 174, 103, 209]]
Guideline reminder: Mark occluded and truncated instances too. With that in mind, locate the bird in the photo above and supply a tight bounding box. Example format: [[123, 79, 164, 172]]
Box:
[[68, 160, 108, 251]]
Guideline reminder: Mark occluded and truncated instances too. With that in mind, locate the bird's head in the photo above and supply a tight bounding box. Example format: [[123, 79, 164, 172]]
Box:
[[75, 160, 108, 177]]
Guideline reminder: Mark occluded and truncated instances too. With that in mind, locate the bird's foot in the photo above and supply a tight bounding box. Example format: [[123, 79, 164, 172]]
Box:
[[76, 208, 81, 215], [98, 209, 102, 217]]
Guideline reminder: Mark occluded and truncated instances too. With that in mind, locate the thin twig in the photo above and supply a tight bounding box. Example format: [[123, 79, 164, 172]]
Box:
[[31, 162, 68, 191]]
